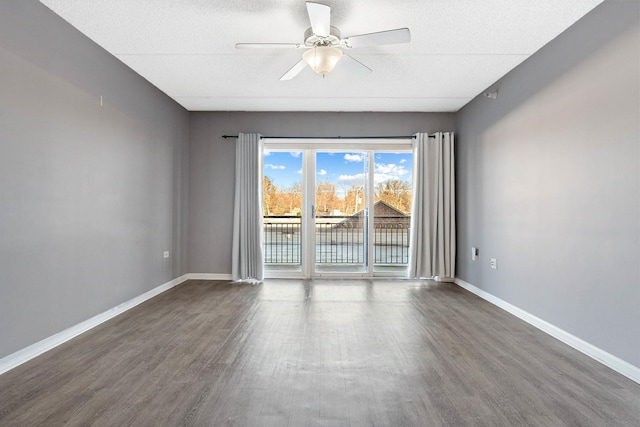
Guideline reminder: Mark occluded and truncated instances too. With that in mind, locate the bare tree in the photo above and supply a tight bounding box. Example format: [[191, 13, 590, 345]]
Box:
[[316, 181, 339, 214], [263, 176, 277, 215], [375, 179, 412, 213]]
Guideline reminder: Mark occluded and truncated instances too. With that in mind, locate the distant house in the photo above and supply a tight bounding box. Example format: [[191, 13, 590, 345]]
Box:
[[335, 200, 410, 229]]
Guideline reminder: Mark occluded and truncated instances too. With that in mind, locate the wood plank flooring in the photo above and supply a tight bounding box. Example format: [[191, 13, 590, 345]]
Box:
[[0, 279, 638, 426]]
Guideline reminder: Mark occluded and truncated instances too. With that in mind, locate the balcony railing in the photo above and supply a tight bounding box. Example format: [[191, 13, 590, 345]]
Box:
[[263, 215, 410, 266], [263, 216, 301, 264]]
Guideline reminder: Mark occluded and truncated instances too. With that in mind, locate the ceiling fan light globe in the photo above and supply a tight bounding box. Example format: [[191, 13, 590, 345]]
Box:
[[303, 46, 343, 76]]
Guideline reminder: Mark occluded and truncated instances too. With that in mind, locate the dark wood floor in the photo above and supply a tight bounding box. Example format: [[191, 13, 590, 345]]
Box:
[[0, 279, 638, 426]]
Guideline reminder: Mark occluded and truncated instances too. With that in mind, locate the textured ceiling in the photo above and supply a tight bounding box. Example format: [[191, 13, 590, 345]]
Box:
[[39, 0, 603, 112]]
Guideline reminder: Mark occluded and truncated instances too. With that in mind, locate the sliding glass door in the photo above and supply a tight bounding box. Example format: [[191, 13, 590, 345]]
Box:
[[371, 152, 413, 274], [313, 151, 369, 275], [262, 150, 304, 274], [263, 142, 413, 278]]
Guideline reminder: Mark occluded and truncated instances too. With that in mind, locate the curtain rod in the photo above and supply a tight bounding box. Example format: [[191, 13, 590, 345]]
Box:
[[220, 135, 435, 140]]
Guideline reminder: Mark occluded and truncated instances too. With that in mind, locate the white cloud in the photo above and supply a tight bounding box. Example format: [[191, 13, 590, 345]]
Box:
[[344, 153, 364, 162], [375, 163, 407, 175], [297, 169, 302, 174], [289, 152, 301, 158], [339, 173, 366, 185], [265, 164, 285, 170], [338, 163, 411, 186], [399, 159, 407, 164], [263, 151, 271, 157], [318, 169, 327, 176], [373, 163, 410, 184]]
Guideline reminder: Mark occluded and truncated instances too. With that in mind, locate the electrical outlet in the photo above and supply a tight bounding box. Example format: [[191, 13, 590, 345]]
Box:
[[163, 251, 170, 259], [490, 258, 497, 269]]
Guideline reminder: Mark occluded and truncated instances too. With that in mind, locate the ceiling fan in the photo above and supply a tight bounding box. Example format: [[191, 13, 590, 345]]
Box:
[[235, 2, 411, 80]]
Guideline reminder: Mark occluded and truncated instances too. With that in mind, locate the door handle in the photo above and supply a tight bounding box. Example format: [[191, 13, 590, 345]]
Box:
[[311, 205, 316, 219]]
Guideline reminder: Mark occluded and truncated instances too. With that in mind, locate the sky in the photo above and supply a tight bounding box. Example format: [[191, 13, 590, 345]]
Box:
[[263, 151, 413, 194]]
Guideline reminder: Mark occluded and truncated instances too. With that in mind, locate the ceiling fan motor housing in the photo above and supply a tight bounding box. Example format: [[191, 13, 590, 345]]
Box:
[[304, 26, 342, 47]]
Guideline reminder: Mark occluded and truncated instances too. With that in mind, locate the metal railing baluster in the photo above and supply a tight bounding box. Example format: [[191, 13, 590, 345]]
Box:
[[263, 215, 410, 267]]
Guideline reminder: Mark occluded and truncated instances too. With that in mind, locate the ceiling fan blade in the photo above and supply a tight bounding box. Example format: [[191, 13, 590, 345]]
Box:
[[280, 59, 308, 81], [343, 28, 411, 48], [236, 43, 303, 49], [306, 2, 330, 37], [341, 54, 372, 76]]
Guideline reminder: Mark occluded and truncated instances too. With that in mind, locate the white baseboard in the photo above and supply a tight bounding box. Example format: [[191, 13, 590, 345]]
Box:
[[0, 274, 189, 376], [186, 273, 233, 281], [454, 277, 640, 384]]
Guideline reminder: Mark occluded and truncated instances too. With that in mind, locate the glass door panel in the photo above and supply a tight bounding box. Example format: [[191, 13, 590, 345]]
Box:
[[314, 151, 368, 275], [371, 151, 413, 275], [262, 150, 304, 275]]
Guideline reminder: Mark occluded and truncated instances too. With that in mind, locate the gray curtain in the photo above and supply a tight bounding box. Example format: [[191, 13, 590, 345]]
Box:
[[232, 133, 264, 282], [409, 132, 456, 279]]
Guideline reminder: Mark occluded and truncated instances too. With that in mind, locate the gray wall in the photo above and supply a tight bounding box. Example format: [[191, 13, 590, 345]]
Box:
[[456, 0, 639, 368], [0, 1, 189, 358], [188, 112, 455, 274]]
